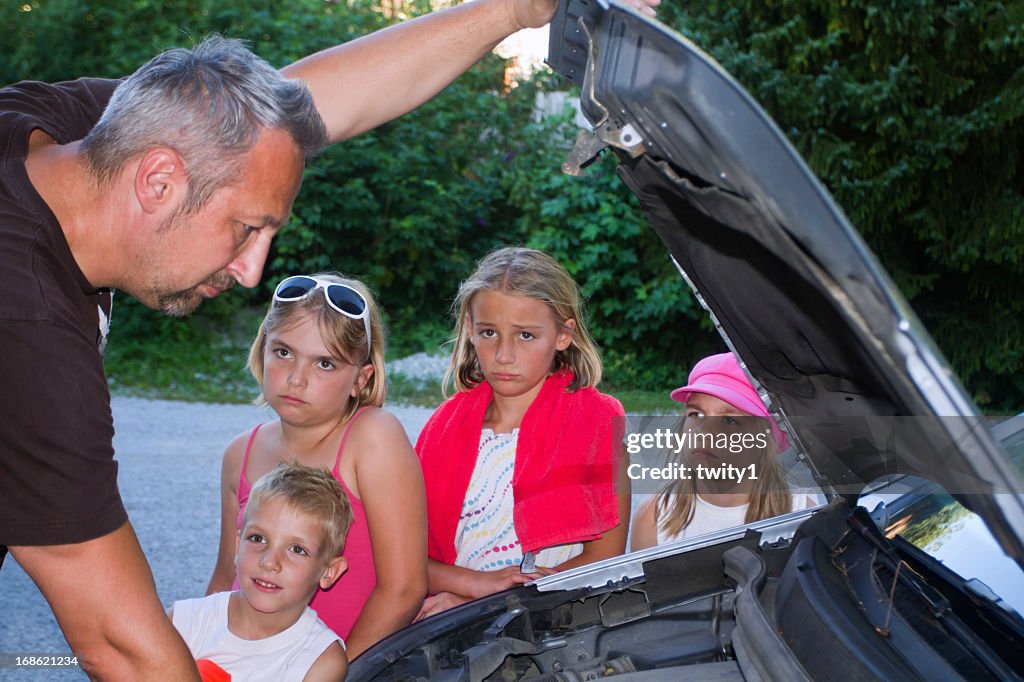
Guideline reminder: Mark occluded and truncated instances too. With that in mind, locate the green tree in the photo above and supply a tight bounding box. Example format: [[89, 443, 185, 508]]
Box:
[[659, 1, 1024, 410], [3, 0, 704, 392], [276, 51, 543, 353]]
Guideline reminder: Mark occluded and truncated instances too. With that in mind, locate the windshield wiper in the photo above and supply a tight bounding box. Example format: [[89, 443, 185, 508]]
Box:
[[845, 506, 1024, 679]]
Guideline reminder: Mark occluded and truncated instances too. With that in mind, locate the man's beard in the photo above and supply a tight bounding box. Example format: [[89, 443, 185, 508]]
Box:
[[150, 206, 235, 317], [157, 274, 236, 317]]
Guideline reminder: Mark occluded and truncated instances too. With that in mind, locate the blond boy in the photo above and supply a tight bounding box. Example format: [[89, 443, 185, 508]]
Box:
[[170, 463, 352, 681]]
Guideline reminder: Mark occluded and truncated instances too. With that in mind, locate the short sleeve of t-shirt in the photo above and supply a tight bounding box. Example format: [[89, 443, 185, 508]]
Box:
[[0, 77, 127, 546]]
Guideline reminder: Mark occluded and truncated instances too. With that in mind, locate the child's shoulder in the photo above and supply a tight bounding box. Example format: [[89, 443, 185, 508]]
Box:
[[224, 421, 274, 451], [221, 421, 276, 471], [351, 404, 405, 432], [305, 638, 347, 681], [171, 591, 229, 628], [573, 385, 626, 418], [345, 406, 414, 455]]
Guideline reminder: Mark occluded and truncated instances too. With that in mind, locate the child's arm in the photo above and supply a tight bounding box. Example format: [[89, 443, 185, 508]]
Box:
[[427, 559, 542, 598], [417, 560, 548, 622], [554, 445, 632, 571], [303, 640, 347, 682], [629, 496, 659, 552], [205, 433, 247, 595], [343, 410, 428, 658]]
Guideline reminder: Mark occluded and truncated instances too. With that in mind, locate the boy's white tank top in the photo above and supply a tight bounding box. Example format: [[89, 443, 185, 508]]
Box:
[[172, 591, 341, 681]]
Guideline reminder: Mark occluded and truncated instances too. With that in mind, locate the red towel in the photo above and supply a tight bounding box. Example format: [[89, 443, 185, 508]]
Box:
[[416, 371, 624, 564], [196, 659, 231, 681]]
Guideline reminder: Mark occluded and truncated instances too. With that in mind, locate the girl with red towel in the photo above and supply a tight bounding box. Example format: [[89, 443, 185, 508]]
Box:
[[415, 247, 630, 620]]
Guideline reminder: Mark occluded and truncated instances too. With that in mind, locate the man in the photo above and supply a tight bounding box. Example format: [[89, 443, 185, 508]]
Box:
[[0, 0, 653, 677]]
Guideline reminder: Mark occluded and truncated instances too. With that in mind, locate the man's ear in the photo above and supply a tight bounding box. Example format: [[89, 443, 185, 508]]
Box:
[[320, 556, 348, 590], [557, 318, 577, 351], [134, 147, 184, 215]]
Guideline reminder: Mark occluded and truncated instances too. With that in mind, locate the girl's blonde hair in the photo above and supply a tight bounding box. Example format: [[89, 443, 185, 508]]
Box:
[[655, 414, 792, 538], [443, 246, 602, 395], [249, 272, 386, 422]]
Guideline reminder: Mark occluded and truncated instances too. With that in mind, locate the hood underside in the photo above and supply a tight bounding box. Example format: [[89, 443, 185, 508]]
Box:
[[546, 0, 1024, 561]]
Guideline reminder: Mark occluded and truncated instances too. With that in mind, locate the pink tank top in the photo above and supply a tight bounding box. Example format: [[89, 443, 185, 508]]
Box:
[[235, 407, 376, 639]]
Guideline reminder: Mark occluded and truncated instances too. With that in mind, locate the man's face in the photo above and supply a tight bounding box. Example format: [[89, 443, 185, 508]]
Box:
[[133, 127, 305, 316]]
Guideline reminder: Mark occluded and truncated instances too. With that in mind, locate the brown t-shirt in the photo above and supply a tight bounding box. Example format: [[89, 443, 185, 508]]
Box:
[[0, 77, 127, 546]]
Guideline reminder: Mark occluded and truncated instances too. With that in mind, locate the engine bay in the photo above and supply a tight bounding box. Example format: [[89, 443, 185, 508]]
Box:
[[354, 499, 1023, 681]]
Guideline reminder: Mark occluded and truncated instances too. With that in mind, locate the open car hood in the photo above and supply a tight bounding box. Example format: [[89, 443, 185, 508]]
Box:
[[547, 0, 1024, 561]]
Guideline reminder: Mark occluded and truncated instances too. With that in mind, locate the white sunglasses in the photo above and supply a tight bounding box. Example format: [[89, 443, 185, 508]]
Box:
[[272, 275, 372, 357]]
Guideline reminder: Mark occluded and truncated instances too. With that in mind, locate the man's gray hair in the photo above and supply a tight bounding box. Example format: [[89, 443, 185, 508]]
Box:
[[81, 35, 328, 214]]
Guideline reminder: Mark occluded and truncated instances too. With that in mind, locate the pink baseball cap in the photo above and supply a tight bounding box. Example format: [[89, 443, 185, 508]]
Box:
[[670, 352, 788, 450]]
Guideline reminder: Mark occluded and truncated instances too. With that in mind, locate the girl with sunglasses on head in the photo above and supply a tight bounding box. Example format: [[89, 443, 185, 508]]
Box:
[[205, 272, 427, 658], [414, 247, 631, 621], [630, 352, 816, 550]]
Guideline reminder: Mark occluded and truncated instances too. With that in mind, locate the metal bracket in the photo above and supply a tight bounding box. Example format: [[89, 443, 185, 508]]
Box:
[[561, 15, 647, 175]]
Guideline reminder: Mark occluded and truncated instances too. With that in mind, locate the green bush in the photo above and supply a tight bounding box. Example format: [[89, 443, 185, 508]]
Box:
[[5, 0, 1021, 409], [4, 1, 721, 396], [660, 0, 1024, 411]]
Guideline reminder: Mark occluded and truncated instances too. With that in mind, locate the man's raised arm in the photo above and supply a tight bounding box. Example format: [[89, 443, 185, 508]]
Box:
[[280, 0, 554, 143]]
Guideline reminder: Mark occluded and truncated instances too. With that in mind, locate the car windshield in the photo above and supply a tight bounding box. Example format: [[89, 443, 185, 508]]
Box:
[[859, 419, 1024, 617]]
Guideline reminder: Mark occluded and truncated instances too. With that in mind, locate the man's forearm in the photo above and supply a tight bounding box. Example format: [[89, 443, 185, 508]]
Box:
[[11, 524, 200, 681], [282, 0, 552, 143]]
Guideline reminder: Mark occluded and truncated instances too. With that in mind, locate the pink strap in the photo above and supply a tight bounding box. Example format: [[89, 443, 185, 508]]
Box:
[[240, 409, 370, 489], [237, 423, 265, 496], [332, 406, 372, 475]]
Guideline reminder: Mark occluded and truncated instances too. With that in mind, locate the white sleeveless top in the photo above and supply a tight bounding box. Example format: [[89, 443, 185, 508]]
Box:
[[455, 429, 582, 571], [655, 492, 814, 545], [172, 591, 342, 681]]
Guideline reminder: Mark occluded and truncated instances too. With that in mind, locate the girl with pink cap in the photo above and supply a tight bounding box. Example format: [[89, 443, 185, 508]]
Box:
[[631, 352, 815, 549]]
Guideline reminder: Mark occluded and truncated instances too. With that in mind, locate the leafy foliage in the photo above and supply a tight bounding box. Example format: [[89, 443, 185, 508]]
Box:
[[4, 0, 1022, 409], [660, 0, 1024, 410], [3, 0, 708, 394], [277, 50, 541, 354]]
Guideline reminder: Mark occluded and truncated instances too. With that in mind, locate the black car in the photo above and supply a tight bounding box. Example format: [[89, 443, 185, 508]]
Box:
[[350, 1, 1024, 679]]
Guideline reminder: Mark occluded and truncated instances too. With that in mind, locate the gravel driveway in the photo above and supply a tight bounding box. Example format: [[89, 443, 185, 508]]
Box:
[[0, 396, 433, 679]]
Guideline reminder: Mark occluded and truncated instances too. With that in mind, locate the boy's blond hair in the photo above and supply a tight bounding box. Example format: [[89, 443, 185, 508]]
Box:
[[245, 462, 353, 560]]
